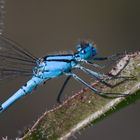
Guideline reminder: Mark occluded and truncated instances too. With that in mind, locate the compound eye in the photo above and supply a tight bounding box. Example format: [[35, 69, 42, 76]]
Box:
[[81, 50, 86, 54]]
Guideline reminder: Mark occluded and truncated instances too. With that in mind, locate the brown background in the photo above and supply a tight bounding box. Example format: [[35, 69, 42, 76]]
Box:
[[0, 0, 140, 139]]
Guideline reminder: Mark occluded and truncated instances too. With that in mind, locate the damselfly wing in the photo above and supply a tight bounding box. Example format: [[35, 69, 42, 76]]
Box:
[[0, 36, 37, 80]]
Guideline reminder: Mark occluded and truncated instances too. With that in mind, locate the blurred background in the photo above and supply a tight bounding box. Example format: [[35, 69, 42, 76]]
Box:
[[0, 0, 140, 139]]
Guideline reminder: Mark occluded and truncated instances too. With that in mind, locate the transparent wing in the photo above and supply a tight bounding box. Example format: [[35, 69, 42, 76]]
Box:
[[0, 0, 5, 34], [0, 1, 34, 80], [0, 36, 37, 80]]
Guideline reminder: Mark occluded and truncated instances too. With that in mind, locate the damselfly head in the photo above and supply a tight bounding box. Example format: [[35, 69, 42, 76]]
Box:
[[76, 40, 97, 60]]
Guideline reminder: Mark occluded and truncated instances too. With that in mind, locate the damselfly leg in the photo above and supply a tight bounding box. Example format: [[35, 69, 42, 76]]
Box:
[[93, 52, 126, 61], [86, 53, 127, 71], [65, 72, 130, 98], [77, 65, 136, 88], [57, 75, 72, 103]]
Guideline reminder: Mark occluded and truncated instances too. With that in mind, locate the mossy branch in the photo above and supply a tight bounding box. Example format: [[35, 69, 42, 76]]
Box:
[[21, 52, 140, 140]]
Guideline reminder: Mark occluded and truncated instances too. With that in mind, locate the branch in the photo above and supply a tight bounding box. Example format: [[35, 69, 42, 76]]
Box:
[[21, 52, 140, 140]]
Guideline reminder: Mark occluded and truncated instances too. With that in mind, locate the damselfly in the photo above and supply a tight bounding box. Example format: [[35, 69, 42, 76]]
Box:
[[0, 36, 133, 113]]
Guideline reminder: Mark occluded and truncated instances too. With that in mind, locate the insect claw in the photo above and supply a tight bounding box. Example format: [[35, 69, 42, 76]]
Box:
[[57, 100, 62, 104], [122, 74, 137, 80], [129, 74, 137, 80]]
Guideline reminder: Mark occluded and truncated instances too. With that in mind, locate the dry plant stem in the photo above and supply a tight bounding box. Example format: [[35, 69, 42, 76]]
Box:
[[22, 52, 140, 140]]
